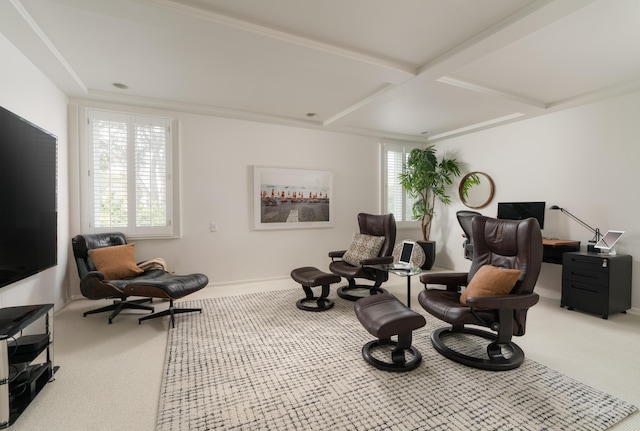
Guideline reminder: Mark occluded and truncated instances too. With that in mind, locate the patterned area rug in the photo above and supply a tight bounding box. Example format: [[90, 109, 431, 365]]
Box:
[[157, 289, 637, 430]]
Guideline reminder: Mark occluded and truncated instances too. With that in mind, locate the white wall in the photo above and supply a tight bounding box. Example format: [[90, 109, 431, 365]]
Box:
[[67, 101, 400, 295], [67, 92, 640, 313], [430, 91, 640, 311], [0, 33, 69, 310]]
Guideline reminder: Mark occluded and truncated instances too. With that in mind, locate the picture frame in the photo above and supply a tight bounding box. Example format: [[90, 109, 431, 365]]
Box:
[[253, 166, 333, 230]]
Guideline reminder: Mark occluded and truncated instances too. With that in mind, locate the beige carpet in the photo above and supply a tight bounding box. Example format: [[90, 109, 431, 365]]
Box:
[[157, 289, 637, 430]]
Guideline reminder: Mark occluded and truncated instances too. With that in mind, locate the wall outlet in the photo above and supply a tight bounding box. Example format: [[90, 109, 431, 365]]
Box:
[[210, 222, 218, 232]]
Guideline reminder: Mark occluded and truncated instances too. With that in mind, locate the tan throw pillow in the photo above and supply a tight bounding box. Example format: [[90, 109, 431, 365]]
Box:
[[88, 243, 144, 280], [460, 264, 521, 305], [342, 233, 385, 266]]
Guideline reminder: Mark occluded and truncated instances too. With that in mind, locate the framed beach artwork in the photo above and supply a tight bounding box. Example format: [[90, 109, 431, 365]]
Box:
[[253, 166, 333, 230]]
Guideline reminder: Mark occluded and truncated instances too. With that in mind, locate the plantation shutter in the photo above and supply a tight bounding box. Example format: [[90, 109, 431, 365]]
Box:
[[386, 147, 405, 218], [86, 109, 173, 237], [134, 116, 168, 230], [383, 144, 417, 223], [91, 112, 128, 228]]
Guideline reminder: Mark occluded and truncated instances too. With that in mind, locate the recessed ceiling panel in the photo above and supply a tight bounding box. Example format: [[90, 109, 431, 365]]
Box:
[[450, 0, 640, 104], [22, 0, 411, 122], [341, 80, 526, 136], [5, 0, 640, 140], [173, 0, 538, 66]]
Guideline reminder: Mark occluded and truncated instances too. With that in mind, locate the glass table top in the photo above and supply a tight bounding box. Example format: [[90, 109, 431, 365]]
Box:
[[365, 264, 422, 277]]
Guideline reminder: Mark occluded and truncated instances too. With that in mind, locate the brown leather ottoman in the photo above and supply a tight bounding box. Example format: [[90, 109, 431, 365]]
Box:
[[291, 267, 341, 311], [355, 293, 426, 371]]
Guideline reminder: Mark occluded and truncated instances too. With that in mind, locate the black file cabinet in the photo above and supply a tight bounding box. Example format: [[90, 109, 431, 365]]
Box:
[[561, 252, 632, 319]]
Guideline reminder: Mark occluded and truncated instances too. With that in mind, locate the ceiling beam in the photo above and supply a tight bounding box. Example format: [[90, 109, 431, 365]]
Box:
[[324, 0, 600, 133], [138, 0, 417, 83]]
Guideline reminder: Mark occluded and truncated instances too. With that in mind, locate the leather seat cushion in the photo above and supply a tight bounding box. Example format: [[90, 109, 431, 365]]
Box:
[[109, 269, 208, 299], [291, 267, 341, 287], [355, 293, 426, 339], [329, 261, 368, 278], [418, 289, 497, 326]]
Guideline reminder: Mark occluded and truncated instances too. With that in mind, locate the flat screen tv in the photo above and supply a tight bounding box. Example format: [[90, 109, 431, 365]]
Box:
[[497, 201, 545, 229], [0, 106, 57, 288]]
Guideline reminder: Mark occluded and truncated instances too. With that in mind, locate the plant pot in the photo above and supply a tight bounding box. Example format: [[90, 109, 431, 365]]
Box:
[[417, 240, 436, 270]]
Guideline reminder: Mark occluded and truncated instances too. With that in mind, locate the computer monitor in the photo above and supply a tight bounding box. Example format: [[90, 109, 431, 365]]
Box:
[[594, 230, 625, 254], [497, 202, 545, 229]]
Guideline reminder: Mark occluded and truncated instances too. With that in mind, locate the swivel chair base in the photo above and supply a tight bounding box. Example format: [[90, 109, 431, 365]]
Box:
[[138, 299, 202, 328], [83, 298, 154, 324], [336, 284, 387, 302], [362, 337, 422, 372], [355, 293, 425, 372], [291, 267, 340, 311], [431, 326, 525, 371], [296, 290, 335, 312], [336, 267, 389, 301]]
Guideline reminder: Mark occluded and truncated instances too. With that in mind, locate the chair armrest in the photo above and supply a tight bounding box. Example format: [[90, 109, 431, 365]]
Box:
[[86, 270, 106, 281], [329, 250, 346, 261], [420, 272, 468, 292], [420, 272, 468, 284], [466, 293, 540, 310], [360, 255, 393, 265], [79, 271, 125, 300]]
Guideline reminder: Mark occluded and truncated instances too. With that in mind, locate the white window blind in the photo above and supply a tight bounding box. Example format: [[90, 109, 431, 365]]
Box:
[[84, 109, 175, 238], [382, 143, 418, 224]]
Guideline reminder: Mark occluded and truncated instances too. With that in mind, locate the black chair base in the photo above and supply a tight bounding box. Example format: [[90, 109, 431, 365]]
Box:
[[362, 337, 422, 372], [336, 267, 389, 301], [291, 267, 340, 311], [296, 297, 334, 311], [336, 284, 387, 301], [355, 293, 425, 372], [138, 299, 202, 328], [83, 298, 154, 324], [431, 326, 525, 371], [296, 284, 335, 312]]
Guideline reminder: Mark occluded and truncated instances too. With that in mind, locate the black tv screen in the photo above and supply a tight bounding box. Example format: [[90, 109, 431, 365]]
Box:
[[497, 201, 545, 229], [0, 106, 57, 288]]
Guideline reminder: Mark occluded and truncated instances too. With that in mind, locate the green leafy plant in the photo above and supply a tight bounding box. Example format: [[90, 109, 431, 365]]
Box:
[[460, 173, 481, 200], [398, 145, 461, 241]]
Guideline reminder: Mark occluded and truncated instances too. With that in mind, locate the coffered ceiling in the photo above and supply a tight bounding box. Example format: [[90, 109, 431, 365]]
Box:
[[2, 0, 639, 141]]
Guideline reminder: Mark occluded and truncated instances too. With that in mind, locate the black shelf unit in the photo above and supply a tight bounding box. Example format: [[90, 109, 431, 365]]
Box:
[[561, 252, 632, 319], [0, 304, 55, 428]]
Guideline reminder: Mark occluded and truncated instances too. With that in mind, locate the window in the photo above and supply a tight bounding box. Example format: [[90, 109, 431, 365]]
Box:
[[81, 108, 178, 238], [382, 143, 419, 225]]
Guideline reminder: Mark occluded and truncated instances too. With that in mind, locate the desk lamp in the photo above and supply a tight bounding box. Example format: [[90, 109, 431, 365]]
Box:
[[550, 205, 601, 252]]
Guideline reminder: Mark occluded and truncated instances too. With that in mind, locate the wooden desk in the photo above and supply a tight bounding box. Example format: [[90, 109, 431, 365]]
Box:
[[542, 239, 580, 264], [543, 239, 580, 247]]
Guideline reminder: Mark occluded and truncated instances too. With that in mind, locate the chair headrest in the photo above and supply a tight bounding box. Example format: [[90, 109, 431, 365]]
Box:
[[72, 232, 127, 259], [71, 232, 128, 279], [469, 216, 543, 295], [357, 213, 397, 257]]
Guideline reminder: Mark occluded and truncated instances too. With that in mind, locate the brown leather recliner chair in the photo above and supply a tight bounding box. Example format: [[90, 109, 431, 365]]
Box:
[[72, 233, 208, 327], [418, 216, 543, 371], [329, 213, 396, 301]]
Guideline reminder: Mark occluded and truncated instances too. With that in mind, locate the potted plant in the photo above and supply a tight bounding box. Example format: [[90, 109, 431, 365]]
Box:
[[399, 145, 461, 269]]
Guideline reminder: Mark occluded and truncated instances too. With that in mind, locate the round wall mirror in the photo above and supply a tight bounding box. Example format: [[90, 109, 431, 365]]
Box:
[[459, 172, 495, 209]]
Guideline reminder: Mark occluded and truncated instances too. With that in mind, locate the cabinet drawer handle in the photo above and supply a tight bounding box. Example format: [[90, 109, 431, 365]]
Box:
[[571, 258, 594, 264], [570, 284, 598, 293], [570, 271, 597, 279]]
